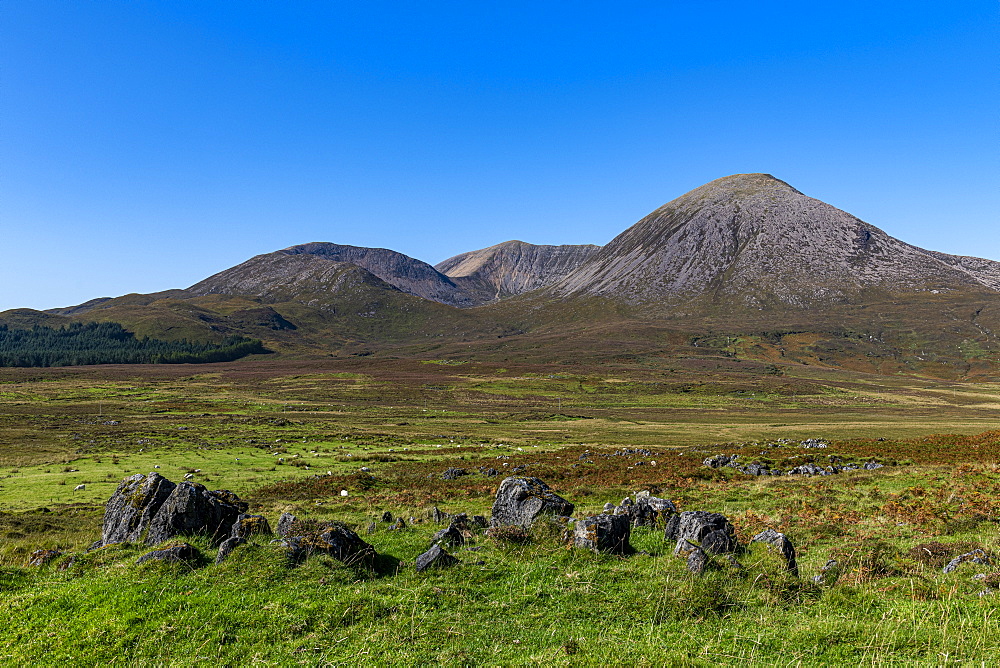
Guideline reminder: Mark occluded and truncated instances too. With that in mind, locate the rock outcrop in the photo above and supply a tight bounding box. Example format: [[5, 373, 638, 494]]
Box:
[[489, 477, 574, 528], [572, 513, 631, 555], [98, 473, 247, 548]]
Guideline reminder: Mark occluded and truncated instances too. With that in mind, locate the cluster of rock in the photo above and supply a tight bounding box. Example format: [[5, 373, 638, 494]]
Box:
[[46, 472, 812, 582], [703, 454, 884, 477]]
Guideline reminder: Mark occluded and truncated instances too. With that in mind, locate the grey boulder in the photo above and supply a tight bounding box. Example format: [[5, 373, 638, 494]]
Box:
[[490, 477, 574, 528]]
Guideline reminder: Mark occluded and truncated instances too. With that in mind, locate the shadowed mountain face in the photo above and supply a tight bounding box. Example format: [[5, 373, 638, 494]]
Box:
[[549, 174, 1000, 308], [435, 240, 601, 303]]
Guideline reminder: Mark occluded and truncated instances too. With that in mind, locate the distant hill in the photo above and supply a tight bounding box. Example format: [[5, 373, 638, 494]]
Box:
[[5, 173, 999, 375]]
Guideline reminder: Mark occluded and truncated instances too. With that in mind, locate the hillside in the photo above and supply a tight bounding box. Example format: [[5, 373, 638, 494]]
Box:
[[435, 240, 600, 304]]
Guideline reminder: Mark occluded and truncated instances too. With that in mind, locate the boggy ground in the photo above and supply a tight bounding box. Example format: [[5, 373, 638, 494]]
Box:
[[2, 356, 1000, 665]]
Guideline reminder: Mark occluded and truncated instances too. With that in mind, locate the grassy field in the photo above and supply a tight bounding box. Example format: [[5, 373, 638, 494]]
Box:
[[1, 355, 1000, 665]]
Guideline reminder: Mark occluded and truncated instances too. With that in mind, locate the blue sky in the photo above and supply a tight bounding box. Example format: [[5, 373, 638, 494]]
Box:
[[2, 1, 998, 311]]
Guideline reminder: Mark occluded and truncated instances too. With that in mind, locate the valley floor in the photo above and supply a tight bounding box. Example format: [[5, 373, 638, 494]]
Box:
[[1, 357, 999, 665]]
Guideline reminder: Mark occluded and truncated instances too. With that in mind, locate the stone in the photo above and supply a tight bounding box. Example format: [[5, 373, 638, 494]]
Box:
[[432, 506, 449, 524], [143, 483, 247, 547], [687, 548, 709, 574], [703, 454, 737, 469], [432, 513, 474, 547], [603, 502, 616, 513], [415, 544, 459, 572], [471, 515, 488, 529], [381, 511, 394, 523], [136, 542, 200, 565], [230, 513, 273, 540], [490, 477, 574, 528], [74, 484, 86, 491], [812, 559, 840, 585], [215, 536, 245, 564], [481, 468, 499, 478], [276, 512, 296, 537], [366, 521, 377, 534], [441, 467, 469, 480], [213, 514, 272, 564], [627, 495, 676, 528], [664, 511, 736, 545], [388, 518, 406, 530], [99, 472, 176, 546], [943, 549, 991, 574], [27, 549, 62, 567], [673, 538, 700, 559], [281, 519, 378, 567], [572, 513, 631, 555], [864, 461, 884, 470], [751, 529, 799, 576], [701, 529, 738, 555]]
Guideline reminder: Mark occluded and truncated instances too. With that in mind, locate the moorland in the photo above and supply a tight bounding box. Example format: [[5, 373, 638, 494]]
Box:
[[2, 352, 1000, 665]]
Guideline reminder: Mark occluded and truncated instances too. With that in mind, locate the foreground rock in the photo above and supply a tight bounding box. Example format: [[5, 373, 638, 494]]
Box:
[[490, 477, 574, 528], [278, 515, 377, 567], [573, 514, 631, 554], [136, 542, 200, 565], [415, 544, 459, 572], [215, 513, 273, 564], [99, 472, 247, 548], [751, 529, 799, 576], [665, 511, 738, 552]]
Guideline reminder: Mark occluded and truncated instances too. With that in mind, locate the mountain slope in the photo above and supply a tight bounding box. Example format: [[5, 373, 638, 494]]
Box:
[[435, 240, 600, 303], [549, 173, 1000, 308], [274, 242, 472, 306]]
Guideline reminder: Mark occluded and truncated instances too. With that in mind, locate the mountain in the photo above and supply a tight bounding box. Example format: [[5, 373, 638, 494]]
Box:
[[549, 173, 1000, 308], [435, 240, 601, 303], [190, 242, 475, 307], [5, 173, 1000, 376]]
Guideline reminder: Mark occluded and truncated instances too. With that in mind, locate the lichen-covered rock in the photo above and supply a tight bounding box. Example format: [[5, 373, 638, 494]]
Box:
[[441, 467, 469, 480], [751, 529, 799, 576], [214, 514, 273, 564], [812, 559, 840, 585], [27, 549, 62, 567], [281, 519, 378, 567], [215, 536, 245, 564], [136, 542, 200, 565], [144, 483, 247, 547], [572, 513, 631, 554], [100, 472, 177, 546], [664, 511, 736, 545], [489, 477, 574, 528], [99, 473, 247, 548], [231, 513, 272, 540], [686, 547, 709, 574], [415, 543, 459, 572]]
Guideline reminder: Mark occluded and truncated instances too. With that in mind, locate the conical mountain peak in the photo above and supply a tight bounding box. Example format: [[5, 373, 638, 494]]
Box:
[[550, 175, 1000, 308]]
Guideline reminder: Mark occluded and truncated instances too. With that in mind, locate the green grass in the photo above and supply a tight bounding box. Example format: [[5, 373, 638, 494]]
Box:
[[4, 359, 1000, 663]]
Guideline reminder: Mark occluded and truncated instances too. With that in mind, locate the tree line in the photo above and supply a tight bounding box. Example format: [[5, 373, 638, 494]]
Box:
[[0, 322, 266, 367]]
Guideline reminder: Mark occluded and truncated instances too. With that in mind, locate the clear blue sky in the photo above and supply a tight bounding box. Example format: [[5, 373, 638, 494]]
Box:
[[2, 1, 998, 311]]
